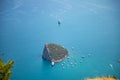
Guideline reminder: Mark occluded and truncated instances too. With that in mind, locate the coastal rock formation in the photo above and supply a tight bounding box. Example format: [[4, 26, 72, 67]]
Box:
[[42, 43, 69, 66], [85, 76, 117, 80]]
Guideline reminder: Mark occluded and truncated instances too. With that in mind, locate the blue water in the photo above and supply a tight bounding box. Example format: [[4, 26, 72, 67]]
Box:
[[0, 0, 120, 80]]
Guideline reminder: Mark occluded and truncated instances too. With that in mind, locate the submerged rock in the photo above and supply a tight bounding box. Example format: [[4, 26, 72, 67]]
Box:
[[117, 59, 120, 63], [81, 56, 85, 59], [42, 43, 69, 66]]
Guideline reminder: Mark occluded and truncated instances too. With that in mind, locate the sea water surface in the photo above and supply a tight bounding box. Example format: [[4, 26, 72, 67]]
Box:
[[0, 0, 120, 80]]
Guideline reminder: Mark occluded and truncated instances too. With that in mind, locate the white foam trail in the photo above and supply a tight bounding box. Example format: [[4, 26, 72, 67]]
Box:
[[85, 1, 112, 10], [75, 0, 115, 15], [0, 0, 23, 14], [109, 64, 113, 70], [12, 0, 23, 10], [50, 0, 73, 20]]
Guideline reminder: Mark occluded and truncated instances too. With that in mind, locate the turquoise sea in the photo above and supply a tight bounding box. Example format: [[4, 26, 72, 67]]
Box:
[[0, 0, 120, 80]]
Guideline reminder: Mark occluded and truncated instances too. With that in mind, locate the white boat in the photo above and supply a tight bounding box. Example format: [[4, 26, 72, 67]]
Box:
[[51, 62, 55, 66]]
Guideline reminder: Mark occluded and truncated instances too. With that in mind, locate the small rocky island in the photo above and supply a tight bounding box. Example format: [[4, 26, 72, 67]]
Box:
[[42, 43, 69, 66]]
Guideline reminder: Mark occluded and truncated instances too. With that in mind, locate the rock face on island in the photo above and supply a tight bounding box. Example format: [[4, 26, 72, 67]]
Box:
[[42, 43, 69, 65]]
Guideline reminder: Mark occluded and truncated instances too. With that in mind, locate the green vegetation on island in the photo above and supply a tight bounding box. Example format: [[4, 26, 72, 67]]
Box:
[[42, 43, 69, 64]]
